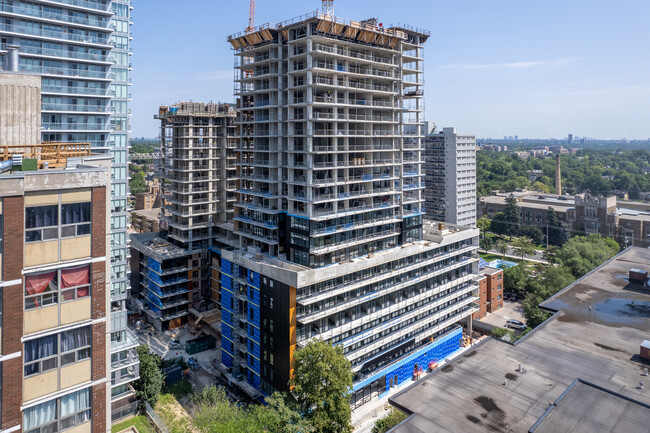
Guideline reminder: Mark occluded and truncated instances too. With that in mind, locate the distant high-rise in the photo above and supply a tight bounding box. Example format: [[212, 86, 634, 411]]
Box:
[[424, 127, 477, 226], [568, 133, 573, 143]]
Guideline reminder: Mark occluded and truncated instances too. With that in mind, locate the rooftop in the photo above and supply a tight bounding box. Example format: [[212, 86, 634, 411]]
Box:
[[130, 232, 192, 261], [228, 10, 429, 50], [1, 142, 93, 173], [132, 208, 162, 219], [389, 247, 650, 433]]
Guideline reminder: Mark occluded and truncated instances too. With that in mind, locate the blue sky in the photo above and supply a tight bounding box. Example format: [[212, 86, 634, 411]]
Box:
[[130, 0, 650, 139]]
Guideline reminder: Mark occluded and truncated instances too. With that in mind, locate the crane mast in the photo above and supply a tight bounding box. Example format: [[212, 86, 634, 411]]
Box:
[[322, 0, 333, 17], [246, 0, 255, 34]]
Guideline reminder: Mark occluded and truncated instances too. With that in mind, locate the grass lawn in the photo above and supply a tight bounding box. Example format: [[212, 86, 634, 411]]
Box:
[[155, 381, 197, 433], [111, 415, 155, 433], [479, 253, 513, 263]]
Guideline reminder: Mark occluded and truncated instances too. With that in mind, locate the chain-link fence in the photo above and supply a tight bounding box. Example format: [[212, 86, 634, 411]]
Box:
[[145, 402, 170, 433]]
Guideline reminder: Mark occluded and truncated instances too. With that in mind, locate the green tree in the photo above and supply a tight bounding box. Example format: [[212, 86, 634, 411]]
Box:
[[291, 339, 353, 433], [495, 239, 509, 258], [134, 345, 164, 408], [251, 392, 314, 433], [477, 216, 491, 238], [372, 408, 408, 433], [522, 296, 551, 329], [503, 194, 521, 239], [531, 181, 551, 193], [479, 236, 493, 253], [555, 234, 620, 278], [520, 226, 544, 245], [545, 207, 570, 246], [629, 182, 641, 200], [491, 327, 514, 342], [512, 237, 535, 260], [489, 212, 509, 237], [503, 264, 528, 295]]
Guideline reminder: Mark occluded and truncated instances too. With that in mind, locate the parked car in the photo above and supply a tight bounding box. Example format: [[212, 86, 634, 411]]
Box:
[[506, 319, 527, 330], [509, 294, 518, 302], [168, 339, 182, 350]]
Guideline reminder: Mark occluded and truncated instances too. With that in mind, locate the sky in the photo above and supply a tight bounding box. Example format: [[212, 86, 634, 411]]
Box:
[[130, 0, 650, 140]]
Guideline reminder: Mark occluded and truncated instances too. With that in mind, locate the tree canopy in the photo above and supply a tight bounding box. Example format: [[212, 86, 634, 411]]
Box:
[[134, 345, 164, 408], [290, 339, 354, 433]]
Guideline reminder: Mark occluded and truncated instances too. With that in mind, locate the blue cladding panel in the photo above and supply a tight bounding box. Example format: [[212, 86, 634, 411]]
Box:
[[251, 372, 261, 389], [249, 340, 261, 359], [221, 275, 232, 291], [222, 323, 233, 340], [222, 309, 233, 326], [248, 323, 260, 343], [221, 288, 233, 311], [248, 270, 260, 288], [222, 338, 233, 354], [221, 259, 232, 275], [248, 286, 260, 306], [148, 257, 161, 273], [148, 268, 163, 285], [353, 327, 464, 394], [222, 351, 232, 368]]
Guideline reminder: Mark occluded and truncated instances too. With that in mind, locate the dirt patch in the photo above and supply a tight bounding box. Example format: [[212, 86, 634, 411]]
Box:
[[505, 373, 518, 381], [464, 350, 478, 358], [594, 343, 624, 352], [466, 415, 481, 424], [441, 364, 454, 373], [474, 396, 504, 415]]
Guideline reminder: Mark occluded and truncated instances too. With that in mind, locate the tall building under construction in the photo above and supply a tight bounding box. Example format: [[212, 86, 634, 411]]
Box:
[[130, 102, 238, 330], [213, 9, 480, 405]]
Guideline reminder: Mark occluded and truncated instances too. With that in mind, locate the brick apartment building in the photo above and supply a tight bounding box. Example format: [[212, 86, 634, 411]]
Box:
[[473, 266, 504, 320], [0, 153, 113, 433]]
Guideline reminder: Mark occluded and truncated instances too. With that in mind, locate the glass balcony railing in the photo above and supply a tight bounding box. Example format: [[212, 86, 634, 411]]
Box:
[[0, 4, 110, 28]]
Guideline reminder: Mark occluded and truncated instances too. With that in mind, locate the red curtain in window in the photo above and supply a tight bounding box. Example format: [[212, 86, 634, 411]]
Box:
[[25, 271, 56, 295], [61, 265, 90, 299]]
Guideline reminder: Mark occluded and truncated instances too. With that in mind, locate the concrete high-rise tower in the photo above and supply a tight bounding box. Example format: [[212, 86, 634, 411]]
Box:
[[215, 10, 480, 405], [423, 127, 477, 226]]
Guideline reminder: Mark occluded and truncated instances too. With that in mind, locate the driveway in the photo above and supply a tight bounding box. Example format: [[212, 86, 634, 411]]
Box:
[[480, 299, 526, 328]]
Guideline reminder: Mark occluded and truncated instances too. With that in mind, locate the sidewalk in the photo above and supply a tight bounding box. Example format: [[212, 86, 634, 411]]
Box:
[[484, 250, 549, 265]]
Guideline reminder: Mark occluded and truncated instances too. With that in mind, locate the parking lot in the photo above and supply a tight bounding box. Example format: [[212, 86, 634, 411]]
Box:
[[480, 299, 527, 329]]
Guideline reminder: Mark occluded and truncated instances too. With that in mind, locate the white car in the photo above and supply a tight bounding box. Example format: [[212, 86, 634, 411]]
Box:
[[506, 319, 527, 330]]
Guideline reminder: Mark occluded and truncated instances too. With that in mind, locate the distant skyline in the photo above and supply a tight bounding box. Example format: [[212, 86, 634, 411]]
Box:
[[130, 0, 650, 139]]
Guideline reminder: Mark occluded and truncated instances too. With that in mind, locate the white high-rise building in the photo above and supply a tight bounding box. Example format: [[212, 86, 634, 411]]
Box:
[[424, 127, 477, 226]]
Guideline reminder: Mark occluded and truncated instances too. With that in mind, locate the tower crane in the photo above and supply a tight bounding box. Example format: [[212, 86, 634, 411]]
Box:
[[322, 0, 333, 17], [245, 0, 255, 34]]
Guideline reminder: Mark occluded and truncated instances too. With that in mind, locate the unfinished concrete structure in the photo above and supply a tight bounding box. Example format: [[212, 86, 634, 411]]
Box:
[[230, 13, 427, 264], [156, 102, 238, 252], [130, 102, 239, 330], [423, 127, 477, 227], [213, 11, 481, 406]]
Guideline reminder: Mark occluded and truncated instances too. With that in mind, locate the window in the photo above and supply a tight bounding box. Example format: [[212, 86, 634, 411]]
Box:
[[25, 265, 91, 309], [23, 388, 91, 433], [25, 205, 58, 242], [24, 326, 91, 377], [61, 202, 91, 237], [25, 201, 91, 242]]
